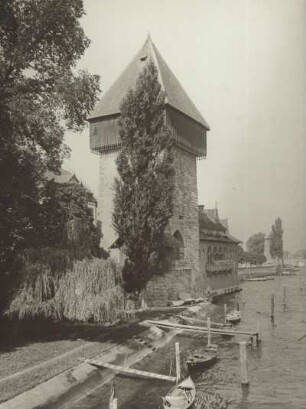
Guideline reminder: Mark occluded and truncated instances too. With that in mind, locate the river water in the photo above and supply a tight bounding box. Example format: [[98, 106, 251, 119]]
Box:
[[69, 270, 306, 409]]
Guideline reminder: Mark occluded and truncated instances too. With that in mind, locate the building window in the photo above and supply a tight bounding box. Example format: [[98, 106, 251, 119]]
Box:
[[173, 230, 184, 260]]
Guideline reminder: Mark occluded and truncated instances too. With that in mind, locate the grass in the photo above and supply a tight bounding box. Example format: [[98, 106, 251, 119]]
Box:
[[0, 320, 144, 404], [0, 306, 183, 404]]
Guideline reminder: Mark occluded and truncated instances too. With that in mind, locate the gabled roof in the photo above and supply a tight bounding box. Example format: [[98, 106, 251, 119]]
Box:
[[204, 208, 219, 223], [220, 218, 229, 231], [199, 210, 225, 232], [89, 36, 209, 129]]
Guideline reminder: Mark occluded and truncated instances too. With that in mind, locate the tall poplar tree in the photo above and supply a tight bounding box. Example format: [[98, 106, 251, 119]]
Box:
[[113, 60, 175, 294], [270, 217, 284, 265]]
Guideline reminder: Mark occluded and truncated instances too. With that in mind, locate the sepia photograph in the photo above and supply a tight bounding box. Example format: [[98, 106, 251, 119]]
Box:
[[0, 1, 305, 408]]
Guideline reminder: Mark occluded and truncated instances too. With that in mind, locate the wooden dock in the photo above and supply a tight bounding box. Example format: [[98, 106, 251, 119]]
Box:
[[88, 360, 176, 382], [144, 320, 259, 342]]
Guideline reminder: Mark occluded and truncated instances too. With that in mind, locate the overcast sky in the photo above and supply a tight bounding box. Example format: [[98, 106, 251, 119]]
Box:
[[64, 0, 306, 252]]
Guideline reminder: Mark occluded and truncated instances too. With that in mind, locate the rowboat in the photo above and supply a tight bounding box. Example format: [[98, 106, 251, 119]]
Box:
[[162, 376, 195, 409], [175, 315, 231, 329], [187, 351, 217, 371], [226, 310, 241, 324]]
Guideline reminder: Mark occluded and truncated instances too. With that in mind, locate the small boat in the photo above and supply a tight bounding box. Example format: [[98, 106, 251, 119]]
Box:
[[187, 352, 217, 371], [176, 315, 231, 329], [226, 310, 241, 324], [162, 376, 195, 409]]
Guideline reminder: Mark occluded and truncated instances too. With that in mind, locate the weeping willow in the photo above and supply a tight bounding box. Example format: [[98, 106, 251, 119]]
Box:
[[6, 255, 125, 324], [56, 258, 124, 323]]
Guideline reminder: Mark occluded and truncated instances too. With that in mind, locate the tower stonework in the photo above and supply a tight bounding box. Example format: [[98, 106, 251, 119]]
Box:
[[89, 36, 209, 304], [97, 150, 119, 250], [167, 147, 199, 274]]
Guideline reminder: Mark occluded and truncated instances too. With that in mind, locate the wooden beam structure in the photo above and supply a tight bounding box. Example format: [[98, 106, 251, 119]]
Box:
[[87, 360, 176, 383], [144, 320, 259, 341]]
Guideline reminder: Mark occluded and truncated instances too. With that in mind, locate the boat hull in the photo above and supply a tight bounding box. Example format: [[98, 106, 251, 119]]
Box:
[[187, 354, 217, 370], [226, 310, 241, 324], [162, 377, 195, 409]]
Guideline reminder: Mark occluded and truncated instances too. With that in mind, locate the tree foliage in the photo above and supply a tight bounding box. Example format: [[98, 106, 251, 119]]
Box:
[[270, 217, 284, 263], [113, 60, 175, 292], [0, 0, 100, 274], [38, 180, 102, 259], [238, 246, 266, 266], [246, 232, 265, 256]]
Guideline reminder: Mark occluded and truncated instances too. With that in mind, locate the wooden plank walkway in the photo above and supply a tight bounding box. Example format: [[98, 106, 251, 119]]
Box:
[[88, 361, 176, 383], [145, 320, 258, 339]]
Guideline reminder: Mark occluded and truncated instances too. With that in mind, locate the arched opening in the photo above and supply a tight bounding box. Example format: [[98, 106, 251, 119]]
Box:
[[173, 230, 184, 260]]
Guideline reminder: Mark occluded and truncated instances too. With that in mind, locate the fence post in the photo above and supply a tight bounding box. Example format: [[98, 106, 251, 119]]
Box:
[[224, 303, 227, 325]]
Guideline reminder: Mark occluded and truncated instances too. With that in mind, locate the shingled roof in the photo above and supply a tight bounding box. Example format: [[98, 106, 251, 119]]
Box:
[[89, 36, 209, 129], [199, 207, 241, 244], [199, 210, 226, 232]]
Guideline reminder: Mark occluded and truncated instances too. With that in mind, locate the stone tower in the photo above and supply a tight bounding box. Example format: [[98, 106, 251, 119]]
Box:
[[88, 36, 209, 289]]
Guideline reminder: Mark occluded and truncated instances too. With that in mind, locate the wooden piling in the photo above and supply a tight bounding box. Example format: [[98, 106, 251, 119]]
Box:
[[235, 294, 240, 311], [271, 291, 275, 320], [257, 322, 261, 343], [224, 303, 227, 325], [109, 381, 116, 409], [175, 342, 181, 384], [239, 341, 249, 385], [207, 317, 211, 348], [283, 286, 287, 306]]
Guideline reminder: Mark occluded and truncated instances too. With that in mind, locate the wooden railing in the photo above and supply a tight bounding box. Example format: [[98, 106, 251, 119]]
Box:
[[206, 260, 235, 273]]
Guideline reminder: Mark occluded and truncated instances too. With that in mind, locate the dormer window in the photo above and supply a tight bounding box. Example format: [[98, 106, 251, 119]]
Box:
[[140, 55, 147, 61]]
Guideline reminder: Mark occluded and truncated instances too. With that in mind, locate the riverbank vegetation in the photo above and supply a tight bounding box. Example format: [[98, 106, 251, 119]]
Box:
[[6, 258, 125, 323]]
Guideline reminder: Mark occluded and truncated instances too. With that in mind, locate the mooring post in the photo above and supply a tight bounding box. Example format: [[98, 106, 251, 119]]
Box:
[[175, 342, 181, 384], [239, 341, 249, 385], [109, 381, 116, 409], [207, 317, 211, 347], [271, 291, 275, 321], [235, 294, 240, 311], [224, 303, 227, 325], [257, 322, 261, 343], [283, 286, 287, 307]]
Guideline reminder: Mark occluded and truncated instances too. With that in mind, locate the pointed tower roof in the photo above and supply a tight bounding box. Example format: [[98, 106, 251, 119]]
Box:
[[89, 36, 209, 129]]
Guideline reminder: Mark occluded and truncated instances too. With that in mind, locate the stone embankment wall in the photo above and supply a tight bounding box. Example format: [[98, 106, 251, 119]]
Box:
[[146, 262, 193, 307]]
